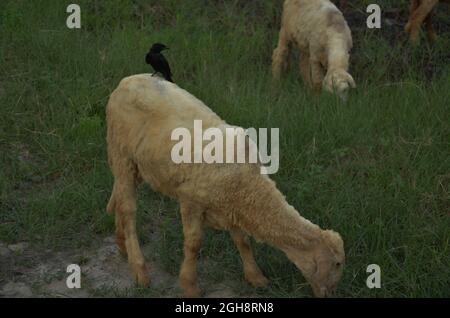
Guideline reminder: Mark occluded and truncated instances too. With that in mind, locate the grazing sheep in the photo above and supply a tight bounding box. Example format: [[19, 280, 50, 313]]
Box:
[[106, 74, 345, 297], [405, 0, 450, 43], [272, 0, 356, 100]]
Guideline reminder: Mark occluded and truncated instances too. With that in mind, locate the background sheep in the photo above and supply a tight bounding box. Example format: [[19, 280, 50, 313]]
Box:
[[272, 0, 356, 100], [405, 0, 450, 43], [106, 74, 345, 297]]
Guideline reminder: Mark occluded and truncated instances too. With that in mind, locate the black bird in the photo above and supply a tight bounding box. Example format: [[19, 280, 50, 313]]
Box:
[[145, 43, 173, 82]]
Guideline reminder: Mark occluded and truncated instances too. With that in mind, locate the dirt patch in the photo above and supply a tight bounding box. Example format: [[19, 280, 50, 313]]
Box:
[[0, 237, 179, 298], [0, 236, 248, 298]]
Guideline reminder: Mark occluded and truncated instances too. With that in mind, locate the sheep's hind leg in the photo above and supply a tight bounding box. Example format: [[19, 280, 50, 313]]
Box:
[[230, 229, 269, 288], [179, 202, 204, 297], [107, 182, 127, 256], [108, 171, 149, 286], [424, 10, 437, 42], [406, 0, 439, 43], [115, 210, 127, 256]]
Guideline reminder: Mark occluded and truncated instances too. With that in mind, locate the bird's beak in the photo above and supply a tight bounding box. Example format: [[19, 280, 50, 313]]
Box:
[[164, 47, 169, 50]]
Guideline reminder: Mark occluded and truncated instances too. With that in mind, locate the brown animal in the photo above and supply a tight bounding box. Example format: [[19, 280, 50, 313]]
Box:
[[272, 0, 355, 100], [106, 74, 345, 297], [405, 0, 450, 43]]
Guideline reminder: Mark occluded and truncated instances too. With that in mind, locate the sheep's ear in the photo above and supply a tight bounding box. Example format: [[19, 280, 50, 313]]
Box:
[[322, 230, 344, 254]]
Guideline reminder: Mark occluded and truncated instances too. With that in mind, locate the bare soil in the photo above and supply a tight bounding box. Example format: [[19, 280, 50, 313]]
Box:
[[0, 236, 257, 298]]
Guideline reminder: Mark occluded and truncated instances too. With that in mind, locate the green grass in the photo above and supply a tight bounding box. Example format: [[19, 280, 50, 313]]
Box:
[[0, 0, 449, 297]]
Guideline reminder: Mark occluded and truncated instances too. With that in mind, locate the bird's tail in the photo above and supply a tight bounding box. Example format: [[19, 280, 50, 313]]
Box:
[[165, 74, 173, 83]]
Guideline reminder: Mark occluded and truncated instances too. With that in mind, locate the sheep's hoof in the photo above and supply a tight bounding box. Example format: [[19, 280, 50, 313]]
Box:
[[134, 265, 151, 287], [245, 271, 269, 288], [405, 22, 411, 33], [136, 274, 150, 287], [409, 31, 420, 44], [118, 247, 127, 257], [428, 33, 438, 43], [182, 286, 201, 298], [116, 239, 127, 256]]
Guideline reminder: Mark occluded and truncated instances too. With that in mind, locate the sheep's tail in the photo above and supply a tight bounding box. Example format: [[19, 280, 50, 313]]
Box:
[[106, 93, 120, 216], [106, 191, 116, 215]]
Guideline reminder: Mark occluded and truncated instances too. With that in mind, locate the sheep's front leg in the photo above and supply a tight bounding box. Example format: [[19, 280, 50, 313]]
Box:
[[310, 60, 325, 94], [179, 203, 204, 297], [272, 30, 291, 80], [110, 179, 150, 286], [230, 229, 269, 288]]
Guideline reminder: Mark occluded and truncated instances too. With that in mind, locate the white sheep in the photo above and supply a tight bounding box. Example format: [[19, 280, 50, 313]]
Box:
[[272, 0, 356, 99], [106, 74, 345, 297]]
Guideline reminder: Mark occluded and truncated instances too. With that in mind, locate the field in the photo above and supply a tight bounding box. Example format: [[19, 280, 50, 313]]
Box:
[[0, 0, 449, 298]]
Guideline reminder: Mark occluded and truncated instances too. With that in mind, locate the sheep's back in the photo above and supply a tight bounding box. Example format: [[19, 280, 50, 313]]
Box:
[[107, 74, 257, 208], [282, 0, 350, 51]]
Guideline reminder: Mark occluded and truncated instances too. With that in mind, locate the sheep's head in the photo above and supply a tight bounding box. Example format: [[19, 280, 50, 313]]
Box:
[[286, 230, 345, 297], [323, 69, 356, 101]]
